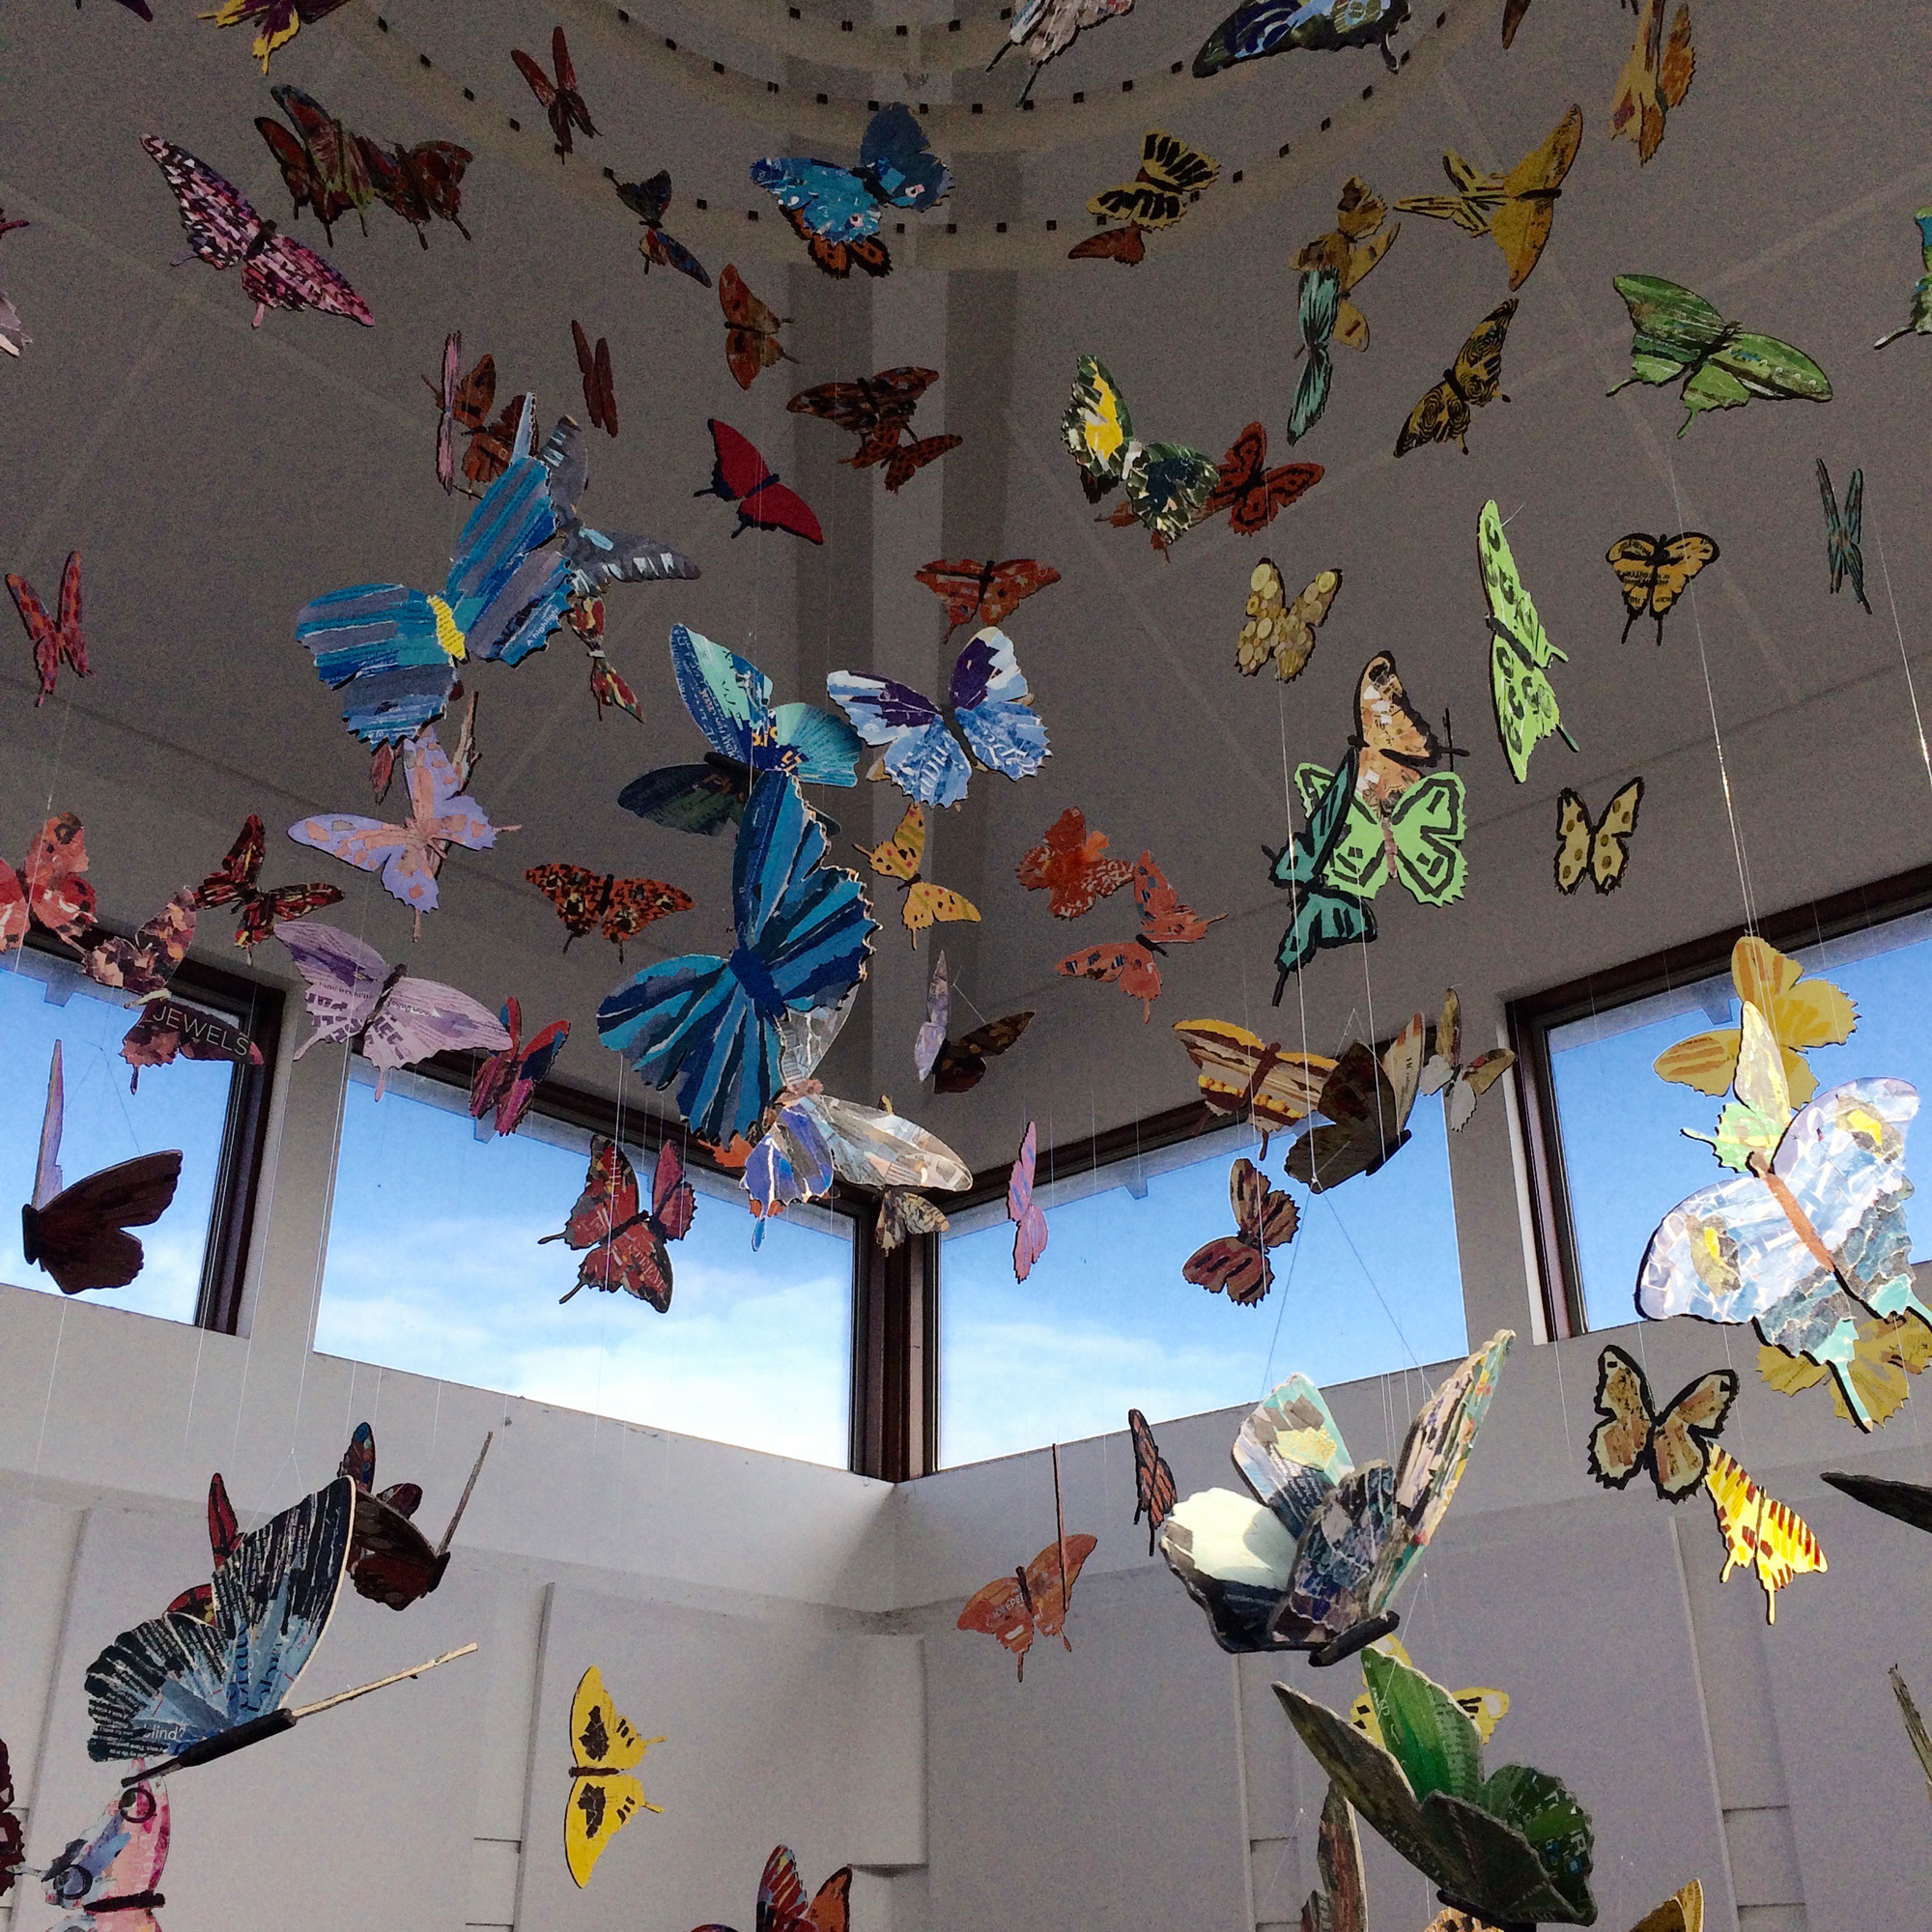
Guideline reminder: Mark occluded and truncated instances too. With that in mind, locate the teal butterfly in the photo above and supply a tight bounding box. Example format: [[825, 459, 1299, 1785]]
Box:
[[1873, 207, 1932, 350], [1267, 750, 1374, 1001], [1816, 459, 1869, 613], [1288, 268, 1338, 444]]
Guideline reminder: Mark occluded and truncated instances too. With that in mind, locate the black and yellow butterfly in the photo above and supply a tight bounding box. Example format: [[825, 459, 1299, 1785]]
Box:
[[1554, 780, 1643, 894], [1605, 531, 1719, 644], [1394, 298, 1517, 456], [1087, 129, 1220, 229], [565, 1665, 664, 1887], [1586, 1344, 1738, 1501]]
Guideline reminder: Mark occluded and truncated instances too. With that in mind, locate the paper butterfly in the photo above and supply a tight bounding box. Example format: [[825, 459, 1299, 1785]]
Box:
[[121, 997, 262, 1093], [1479, 497, 1576, 781], [0, 285, 25, 360], [876, 1187, 952, 1251], [1194, 0, 1410, 75], [719, 263, 792, 387], [694, 1846, 852, 1932], [1347, 1636, 1507, 1747], [1016, 806, 1133, 918], [513, 27, 596, 159], [1286, 1014, 1424, 1193], [828, 628, 1049, 810], [1893, 1670, 1932, 1813], [620, 625, 863, 838], [1817, 458, 1869, 611], [1607, 274, 1832, 434], [1172, 1019, 1335, 1149], [989, 0, 1134, 103], [1277, 1643, 1595, 1925], [1294, 1783, 1366, 1932], [614, 170, 709, 283], [1, 811, 95, 953], [202, 0, 351, 71], [298, 403, 572, 743], [541, 1138, 695, 1310], [470, 998, 570, 1138], [1288, 268, 1340, 443], [1554, 780, 1643, 895], [916, 951, 950, 1081], [572, 322, 617, 436], [291, 725, 512, 933], [189, 814, 339, 945], [1653, 935, 1856, 1106], [1763, 1307, 1932, 1431], [536, 417, 701, 621], [427, 332, 465, 491], [916, 556, 1060, 638], [933, 1014, 1034, 1094], [142, 136, 371, 327], [752, 103, 951, 279], [1062, 355, 1219, 547], [1823, 1467, 1932, 1537], [1128, 1408, 1177, 1555], [696, 420, 824, 543], [424, 346, 531, 498], [525, 865, 694, 959], [277, 918, 510, 1094], [338, 1421, 493, 1611], [0, 1738, 21, 1903], [1293, 174, 1398, 354], [22, 1042, 182, 1296], [40, 1773, 169, 1927], [1268, 755, 1375, 996], [1636, 1001, 1930, 1428], [789, 367, 961, 493], [1875, 205, 1932, 350], [9, 550, 89, 705], [1009, 1121, 1048, 1281], [599, 771, 879, 1146], [1585, 1345, 1737, 1502], [1238, 562, 1339, 680], [1610, 0, 1693, 165], [1066, 222, 1151, 266], [1075, 128, 1219, 264], [1395, 104, 1580, 290], [1202, 423, 1321, 534], [1417, 987, 1514, 1131], [565, 1665, 663, 1886], [1057, 853, 1220, 1019], [1704, 1446, 1824, 1623], [1605, 530, 1718, 644], [956, 1529, 1097, 1679], [1396, 298, 1516, 455], [73, 890, 198, 999], [1160, 1330, 1512, 1659], [1182, 1156, 1299, 1305], [858, 804, 980, 941]]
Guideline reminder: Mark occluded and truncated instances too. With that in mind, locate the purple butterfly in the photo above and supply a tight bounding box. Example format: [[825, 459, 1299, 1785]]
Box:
[[142, 134, 373, 328], [287, 725, 515, 936], [276, 918, 510, 1095]]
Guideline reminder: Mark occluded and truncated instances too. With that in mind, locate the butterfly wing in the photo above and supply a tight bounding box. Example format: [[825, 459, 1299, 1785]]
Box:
[[619, 757, 755, 838], [1648, 1367, 1739, 1499], [1286, 1041, 1406, 1192], [42, 1776, 170, 1922], [860, 101, 952, 211], [1061, 355, 1136, 497], [1489, 103, 1581, 287], [1007, 1122, 1047, 1280], [141, 137, 261, 268], [1704, 1446, 1824, 1622], [956, 1568, 1039, 1666], [931, 1013, 1033, 1094], [555, 1139, 643, 1248], [1586, 778, 1644, 891], [825, 670, 968, 808], [1127, 1408, 1178, 1553], [1479, 498, 1565, 782], [599, 879, 696, 948], [362, 977, 512, 1091], [1585, 1344, 1659, 1491], [1020, 1530, 1097, 1644], [22, 1152, 184, 1295], [1016, 807, 1135, 919], [276, 917, 388, 1052]]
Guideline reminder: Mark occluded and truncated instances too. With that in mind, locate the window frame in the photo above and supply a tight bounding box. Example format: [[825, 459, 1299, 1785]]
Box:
[[1506, 860, 1932, 1339]]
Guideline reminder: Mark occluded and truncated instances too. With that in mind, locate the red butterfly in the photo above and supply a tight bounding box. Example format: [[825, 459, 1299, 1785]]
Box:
[[696, 1846, 851, 1932], [542, 1137, 696, 1311], [121, 997, 263, 1092], [565, 593, 644, 722], [8, 551, 89, 705], [572, 320, 617, 437], [163, 1472, 242, 1620], [524, 863, 695, 960], [1182, 1156, 1299, 1305], [1016, 807, 1134, 919], [0, 812, 96, 954], [1056, 853, 1222, 1019], [192, 813, 343, 945], [914, 555, 1061, 637], [787, 367, 960, 493], [780, 206, 891, 279], [511, 26, 596, 160], [469, 995, 571, 1138], [336, 1420, 494, 1610], [1008, 1121, 1048, 1282], [1128, 1409, 1176, 1554], [696, 420, 825, 543], [1067, 223, 1147, 265], [1203, 422, 1322, 535]]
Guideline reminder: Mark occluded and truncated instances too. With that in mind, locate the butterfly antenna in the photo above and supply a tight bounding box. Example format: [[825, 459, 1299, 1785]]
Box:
[[435, 1431, 495, 1558]]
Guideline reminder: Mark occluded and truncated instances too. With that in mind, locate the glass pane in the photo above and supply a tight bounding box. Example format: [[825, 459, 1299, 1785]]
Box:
[[314, 1066, 854, 1466], [0, 952, 236, 1323], [1549, 911, 1932, 1331], [937, 1106, 1467, 1467]]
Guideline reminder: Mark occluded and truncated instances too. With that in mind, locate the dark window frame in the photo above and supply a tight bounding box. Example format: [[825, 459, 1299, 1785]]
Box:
[[1506, 861, 1932, 1339]]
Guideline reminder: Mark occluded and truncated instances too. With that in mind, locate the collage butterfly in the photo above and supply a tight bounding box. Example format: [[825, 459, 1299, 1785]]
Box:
[[1073, 129, 1219, 265], [9, 549, 88, 704], [1762, 1305, 1932, 1429], [696, 420, 825, 542], [1705, 1446, 1825, 1623], [336, 1421, 494, 1611], [858, 804, 981, 940], [990, 0, 1135, 103], [932, 1014, 1034, 1094], [1056, 853, 1220, 1019], [1182, 1157, 1299, 1305], [1127, 1408, 1177, 1554], [1202, 423, 1321, 534], [1063, 355, 1219, 546], [1294, 1783, 1366, 1932], [72, 889, 198, 999], [191, 813, 341, 944], [40, 1774, 170, 1929], [524, 864, 695, 959], [916, 555, 1060, 638], [1286, 1013, 1425, 1193], [1586, 1345, 1738, 1501], [1418, 987, 1515, 1131], [542, 1138, 696, 1310], [1016, 806, 1134, 918], [1346, 1635, 1506, 1748], [1293, 175, 1399, 355], [1875, 205, 1932, 349], [0, 209, 25, 359], [1554, 780, 1644, 894], [1480, 497, 1576, 781], [956, 1525, 1098, 1679], [567, 322, 615, 437], [615, 170, 710, 283], [121, 997, 263, 1093], [1817, 458, 1869, 611], [1268, 753, 1376, 996], [426, 345, 532, 498], [513, 27, 596, 159], [1605, 530, 1719, 644], [1009, 1121, 1048, 1281], [202, 0, 351, 71], [1194, 0, 1411, 76], [469, 997, 570, 1138], [0, 812, 94, 952], [719, 263, 793, 387], [1396, 298, 1517, 455], [1237, 562, 1339, 680], [564, 1665, 664, 1886], [788, 366, 960, 491], [876, 1187, 952, 1251], [1288, 267, 1341, 443], [1172, 1019, 1335, 1149], [1610, 0, 1694, 164], [695, 1845, 852, 1932]]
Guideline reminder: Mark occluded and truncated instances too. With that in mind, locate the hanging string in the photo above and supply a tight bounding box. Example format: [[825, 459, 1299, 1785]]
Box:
[[1870, 511, 1932, 800]]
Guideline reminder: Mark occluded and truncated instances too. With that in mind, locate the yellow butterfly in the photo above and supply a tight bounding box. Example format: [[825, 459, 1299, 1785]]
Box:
[[1236, 561, 1340, 680], [1395, 104, 1582, 290], [1703, 1446, 1825, 1624], [1395, 299, 1517, 456], [1759, 1308, 1932, 1429], [1349, 1636, 1507, 1747], [1653, 935, 1857, 1106], [1554, 780, 1643, 895], [565, 1664, 665, 1888], [1293, 176, 1399, 350], [1610, 0, 1694, 165], [1428, 1886, 1703, 1932], [1605, 531, 1719, 645], [1171, 1017, 1334, 1151], [1087, 129, 1219, 230], [858, 805, 981, 942]]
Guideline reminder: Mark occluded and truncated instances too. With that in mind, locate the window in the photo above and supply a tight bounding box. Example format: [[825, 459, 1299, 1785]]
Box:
[[313, 1063, 856, 1467], [0, 936, 278, 1328], [936, 1106, 1467, 1467], [1511, 868, 1932, 1335]]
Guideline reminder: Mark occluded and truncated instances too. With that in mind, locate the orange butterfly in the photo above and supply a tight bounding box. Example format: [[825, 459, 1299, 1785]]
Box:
[[719, 264, 794, 390], [1202, 424, 1322, 535], [1182, 1156, 1299, 1305], [1068, 223, 1147, 265], [1016, 807, 1134, 919], [956, 1532, 1097, 1680], [573, 322, 616, 437], [1057, 854, 1221, 1018], [915, 556, 1061, 638]]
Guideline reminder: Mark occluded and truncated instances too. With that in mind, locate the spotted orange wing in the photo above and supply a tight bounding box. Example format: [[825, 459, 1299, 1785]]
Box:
[[1016, 806, 1134, 918]]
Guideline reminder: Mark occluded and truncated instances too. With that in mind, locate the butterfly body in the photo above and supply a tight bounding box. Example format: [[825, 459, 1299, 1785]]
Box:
[[1184, 1157, 1298, 1304], [1605, 531, 1718, 644], [1396, 299, 1516, 455], [1586, 1345, 1737, 1500], [1394, 105, 1580, 289], [1057, 853, 1219, 1018], [1554, 781, 1643, 893], [1478, 498, 1573, 782], [957, 1531, 1097, 1677], [697, 420, 825, 542], [719, 263, 792, 385], [565, 1666, 663, 1886], [513, 27, 596, 159], [10, 551, 89, 703], [858, 804, 981, 940], [543, 1139, 694, 1309], [1816, 459, 1869, 611], [1194, 0, 1410, 76]]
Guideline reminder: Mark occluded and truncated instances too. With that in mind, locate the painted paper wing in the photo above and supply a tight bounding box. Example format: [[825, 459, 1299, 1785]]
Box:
[[1128, 1408, 1178, 1555], [277, 918, 389, 1052], [1298, 1781, 1366, 1932], [41, 1775, 169, 1928], [1008, 1122, 1048, 1281], [564, 1664, 662, 1887], [955, 1533, 1097, 1679], [1174, 1020, 1335, 1142], [1820, 1467, 1932, 1536], [360, 975, 511, 1091], [915, 952, 950, 1081]]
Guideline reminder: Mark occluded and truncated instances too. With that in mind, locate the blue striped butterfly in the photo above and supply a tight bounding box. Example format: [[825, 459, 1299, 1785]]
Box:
[[1194, 0, 1410, 77]]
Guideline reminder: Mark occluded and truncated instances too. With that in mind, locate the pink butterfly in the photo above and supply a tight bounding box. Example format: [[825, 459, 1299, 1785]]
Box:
[[276, 918, 510, 1095], [288, 725, 516, 936], [8, 552, 89, 704], [1009, 1120, 1048, 1282], [142, 134, 373, 327], [469, 996, 570, 1138]]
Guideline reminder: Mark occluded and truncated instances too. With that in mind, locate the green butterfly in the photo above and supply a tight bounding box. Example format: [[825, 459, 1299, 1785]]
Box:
[[1275, 1645, 1598, 1927], [1268, 750, 1375, 1000], [1293, 761, 1466, 907], [1607, 273, 1833, 434], [1874, 208, 1932, 350], [1478, 499, 1577, 784]]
